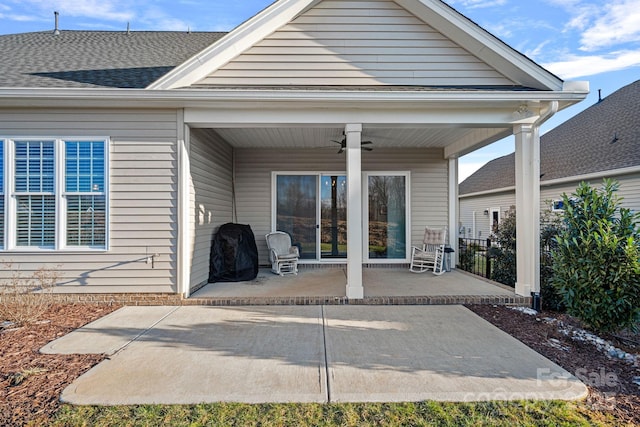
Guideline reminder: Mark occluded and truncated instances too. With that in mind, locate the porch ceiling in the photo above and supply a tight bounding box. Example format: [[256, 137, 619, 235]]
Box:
[[213, 126, 507, 150]]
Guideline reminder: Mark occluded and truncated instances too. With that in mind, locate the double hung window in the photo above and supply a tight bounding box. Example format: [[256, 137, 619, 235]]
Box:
[[0, 138, 108, 250]]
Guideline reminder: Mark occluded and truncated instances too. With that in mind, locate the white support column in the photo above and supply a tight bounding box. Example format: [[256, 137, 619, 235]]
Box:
[[177, 118, 192, 298], [345, 123, 364, 299], [514, 124, 541, 297], [448, 157, 459, 269]]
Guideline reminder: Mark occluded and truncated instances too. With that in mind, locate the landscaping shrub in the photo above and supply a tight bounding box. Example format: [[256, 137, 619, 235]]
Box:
[[489, 208, 516, 286], [457, 238, 477, 271], [551, 179, 640, 333], [0, 263, 60, 326], [540, 210, 565, 312], [487, 207, 567, 312]]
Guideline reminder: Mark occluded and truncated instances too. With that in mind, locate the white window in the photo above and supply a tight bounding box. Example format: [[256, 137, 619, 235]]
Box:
[[64, 141, 106, 247], [490, 207, 500, 234], [0, 142, 4, 249], [2, 138, 109, 250], [14, 140, 56, 247]]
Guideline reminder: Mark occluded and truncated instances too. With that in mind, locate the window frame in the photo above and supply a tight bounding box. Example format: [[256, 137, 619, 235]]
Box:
[[0, 142, 4, 250], [1, 137, 110, 252], [271, 170, 411, 264], [363, 171, 411, 264]]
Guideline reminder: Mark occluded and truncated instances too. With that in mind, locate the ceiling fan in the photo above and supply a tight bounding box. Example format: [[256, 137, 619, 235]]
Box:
[[331, 135, 373, 154]]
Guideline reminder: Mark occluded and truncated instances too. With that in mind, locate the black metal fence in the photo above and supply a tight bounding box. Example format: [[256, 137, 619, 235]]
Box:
[[457, 237, 492, 279]]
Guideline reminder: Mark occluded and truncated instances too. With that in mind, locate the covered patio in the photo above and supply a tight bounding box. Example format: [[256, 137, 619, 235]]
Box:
[[189, 268, 527, 306], [174, 0, 588, 302]]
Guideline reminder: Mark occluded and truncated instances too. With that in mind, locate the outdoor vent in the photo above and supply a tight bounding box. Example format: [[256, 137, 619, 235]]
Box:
[[53, 11, 60, 35]]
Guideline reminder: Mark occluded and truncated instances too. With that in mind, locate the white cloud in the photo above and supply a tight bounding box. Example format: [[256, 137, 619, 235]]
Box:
[[18, 0, 135, 22], [483, 22, 512, 39], [564, 9, 592, 31], [0, 11, 40, 22], [448, 0, 507, 8], [579, 0, 640, 50], [0, 2, 41, 22], [5, 0, 198, 31], [458, 162, 488, 183], [543, 0, 640, 51], [136, 7, 190, 31], [524, 40, 552, 59], [543, 50, 640, 78]]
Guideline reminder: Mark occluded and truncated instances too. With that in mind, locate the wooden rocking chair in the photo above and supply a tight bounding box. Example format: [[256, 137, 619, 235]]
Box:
[[410, 226, 447, 275]]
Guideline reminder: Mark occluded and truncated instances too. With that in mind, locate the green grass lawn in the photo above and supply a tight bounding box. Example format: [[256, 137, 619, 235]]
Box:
[[48, 400, 616, 427]]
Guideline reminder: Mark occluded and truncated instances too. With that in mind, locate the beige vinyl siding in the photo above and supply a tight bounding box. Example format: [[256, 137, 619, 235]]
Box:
[[197, 0, 512, 87], [618, 173, 640, 212], [188, 129, 234, 290], [540, 172, 640, 214], [0, 108, 179, 293], [234, 147, 447, 264], [459, 191, 514, 239], [459, 171, 640, 240]]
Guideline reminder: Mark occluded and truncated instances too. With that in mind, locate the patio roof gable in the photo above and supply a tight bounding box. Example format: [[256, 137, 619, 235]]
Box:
[[148, 0, 564, 91]]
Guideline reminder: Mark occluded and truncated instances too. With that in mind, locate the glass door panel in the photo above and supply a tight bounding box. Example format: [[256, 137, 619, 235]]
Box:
[[276, 175, 318, 260], [368, 175, 406, 259], [320, 175, 347, 259]]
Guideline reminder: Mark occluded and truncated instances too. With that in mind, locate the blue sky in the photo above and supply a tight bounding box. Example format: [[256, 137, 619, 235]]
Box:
[[1, 0, 639, 180]]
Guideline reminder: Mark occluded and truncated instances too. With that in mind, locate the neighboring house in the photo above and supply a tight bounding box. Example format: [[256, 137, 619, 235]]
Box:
[[459, 80, 640, 240], [0, 0, 587, 299]]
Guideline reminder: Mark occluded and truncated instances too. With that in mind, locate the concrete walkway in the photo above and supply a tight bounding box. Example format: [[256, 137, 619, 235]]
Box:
[[41, 305, 587, 405]]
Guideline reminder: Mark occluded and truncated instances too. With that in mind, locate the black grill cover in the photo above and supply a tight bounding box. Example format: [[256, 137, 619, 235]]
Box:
[[209, 223, 259, 282]]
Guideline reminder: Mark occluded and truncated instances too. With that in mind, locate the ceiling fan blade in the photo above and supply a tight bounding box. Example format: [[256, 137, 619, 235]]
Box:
[[362, 146, 373, 151], [331, 140, 343, 144], [337, 147, 344, 154], [361, 141, 373, 145]]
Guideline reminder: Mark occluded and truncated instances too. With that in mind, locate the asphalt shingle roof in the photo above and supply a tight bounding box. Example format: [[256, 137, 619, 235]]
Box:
[[459, 80, 640, 195], [0, 30, 225, 88]]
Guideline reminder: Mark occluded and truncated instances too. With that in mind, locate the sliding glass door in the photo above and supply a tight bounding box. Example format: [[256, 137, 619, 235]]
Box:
[[275, 175, 317, 259], [274, 172, 408, 262], [366, 173, 409, 261], [320, 175, 347, 259], [275, 173, 347, 261]]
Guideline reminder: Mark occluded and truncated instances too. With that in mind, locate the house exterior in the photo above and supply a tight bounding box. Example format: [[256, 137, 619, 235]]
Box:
[[459, 80, 640, 240], [0, 0, 587, 300]]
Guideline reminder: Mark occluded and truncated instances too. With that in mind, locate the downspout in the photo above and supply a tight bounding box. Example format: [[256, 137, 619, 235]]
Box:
[[232, 148, 237, 223], [533, 101, 558, 128]]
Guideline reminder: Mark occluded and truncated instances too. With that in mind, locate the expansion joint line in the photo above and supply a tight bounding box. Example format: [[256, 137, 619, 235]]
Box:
[[321, 305, 331, 402]]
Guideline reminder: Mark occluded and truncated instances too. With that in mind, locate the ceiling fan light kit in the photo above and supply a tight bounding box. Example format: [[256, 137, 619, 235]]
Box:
[[331, 137, 373, 154]]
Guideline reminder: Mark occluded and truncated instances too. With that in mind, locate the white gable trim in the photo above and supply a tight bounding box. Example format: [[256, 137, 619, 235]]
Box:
[[148, 0, 321, 90], [149, 0, 565, 91]]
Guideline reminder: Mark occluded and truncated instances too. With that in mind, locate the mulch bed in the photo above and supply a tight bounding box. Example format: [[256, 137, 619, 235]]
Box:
[[1, 302, 639, 425], [0, 304, 120, 426], [467, 304, 640, 425]]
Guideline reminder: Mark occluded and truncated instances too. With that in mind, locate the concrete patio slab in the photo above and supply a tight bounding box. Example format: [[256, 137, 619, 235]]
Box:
[[53, 305, 587, 405], [363, 269, 514, 297], [192, 268, 346, 298], [60, 306, 327, 405], [40, 306, 178, 355], [324, 305, 586, 402], [192, 268, 514, 300]]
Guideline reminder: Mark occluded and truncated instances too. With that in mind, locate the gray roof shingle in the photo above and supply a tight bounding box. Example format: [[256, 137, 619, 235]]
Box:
[[459, 80, 640, 195], [0, 30, 225, 88]]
